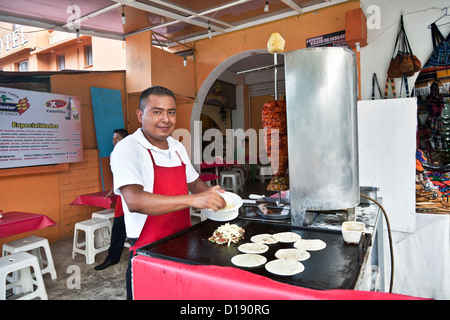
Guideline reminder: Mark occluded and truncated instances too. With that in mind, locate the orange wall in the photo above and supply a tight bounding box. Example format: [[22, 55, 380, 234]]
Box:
[[125, 32, 196, 133], [47, 37, 93, 71], [92, 37, 126, 70], [193, 1, 360, 105], [51, 72, 127, 149], [125, 31, 153, 94]]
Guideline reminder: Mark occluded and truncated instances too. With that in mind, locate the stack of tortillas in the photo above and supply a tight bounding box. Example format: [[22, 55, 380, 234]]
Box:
[[231, 231, 326, 276]]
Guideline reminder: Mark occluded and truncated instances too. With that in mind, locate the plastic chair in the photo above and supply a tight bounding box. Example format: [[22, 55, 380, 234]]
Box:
[[91, 208, 115, 241], [2, 235, 57, 280], [72, 218, 112, 265], [220, 171, 243, 194], [257, 165, 273, 183], [91, 208, 115, 221], [0, 252, 47, 300]]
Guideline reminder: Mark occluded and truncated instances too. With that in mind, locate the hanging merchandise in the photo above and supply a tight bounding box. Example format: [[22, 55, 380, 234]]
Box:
[[372, 73, 382, 100], [387, 15, 422, 79], [415, 149, 450, 214], [429, 23, 450, 66], [384, 77, 396, 99], [403, 19, 422, 76]]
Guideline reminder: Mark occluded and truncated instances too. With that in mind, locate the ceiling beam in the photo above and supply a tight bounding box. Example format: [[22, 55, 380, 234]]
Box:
[[147, 0, 235, 28], [125, 0, 253, 41], [0, 14, 124, 41], [112, 0, 226, 33], [166, 0, 349, 46], [281, 0, 303, 14]]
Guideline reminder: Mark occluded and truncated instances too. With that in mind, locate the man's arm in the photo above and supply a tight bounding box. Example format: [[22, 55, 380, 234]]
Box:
[[120, 182, 226, 216], [187, 176, 212, 194]]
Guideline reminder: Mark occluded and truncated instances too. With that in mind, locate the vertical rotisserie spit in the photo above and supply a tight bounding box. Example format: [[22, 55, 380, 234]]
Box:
[[262, 99, 289, 191]]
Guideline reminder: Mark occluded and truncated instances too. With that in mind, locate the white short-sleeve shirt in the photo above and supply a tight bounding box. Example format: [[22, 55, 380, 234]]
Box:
[[110, 128, 199, 238]]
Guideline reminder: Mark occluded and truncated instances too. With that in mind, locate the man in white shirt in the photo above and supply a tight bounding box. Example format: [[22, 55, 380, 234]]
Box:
[[111, 86, 225, 299]]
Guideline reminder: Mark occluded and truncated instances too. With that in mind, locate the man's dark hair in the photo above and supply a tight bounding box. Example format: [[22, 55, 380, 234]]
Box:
[[139, 86, 176, 111], [113, 128, 129, 139]]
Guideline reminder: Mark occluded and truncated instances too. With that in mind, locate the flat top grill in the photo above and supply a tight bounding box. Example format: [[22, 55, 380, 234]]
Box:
[[137, 218, 371, 290]]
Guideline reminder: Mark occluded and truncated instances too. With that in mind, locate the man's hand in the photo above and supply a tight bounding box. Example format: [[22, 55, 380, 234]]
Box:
[[190, 185, 226, 211]]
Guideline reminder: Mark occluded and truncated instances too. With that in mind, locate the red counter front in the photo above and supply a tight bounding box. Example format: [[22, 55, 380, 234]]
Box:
[[132, 255, 421, 300]]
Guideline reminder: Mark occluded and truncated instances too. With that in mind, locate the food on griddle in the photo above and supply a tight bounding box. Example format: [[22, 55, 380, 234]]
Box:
[[208, 223, 245, 246], [231, 254, 267, 268], [275, 248, 310, 262], [272, 231, 302, 243], [293, 239, 327, 251], [265, 259, 304, 276], [262, 100, 289, 191], [250, 233, 278, 244], [237, 242, 269, 254]]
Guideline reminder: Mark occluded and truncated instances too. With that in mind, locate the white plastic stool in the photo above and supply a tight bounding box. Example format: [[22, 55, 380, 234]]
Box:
[[257, 165, 273, 183], [220, 171, 243, 194], [91, 208, 115, 221], [190, 207, 206, 222], [72, 218, 112, 265], [0, 252, 48, 300], [91, 208, 115, 241], [227, 167, 246, 186], [2, 236, 57, 280]]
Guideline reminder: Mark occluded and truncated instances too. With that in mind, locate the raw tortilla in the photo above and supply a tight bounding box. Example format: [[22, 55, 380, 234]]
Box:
[[250, 233, 278, 244], [231, 254, 267, 267], [272, 232, 301, 243], [294, 239, 326, 251], [238, 242, 269, 254], [265, 259, 305, 276], [275, 248, 310, 261]]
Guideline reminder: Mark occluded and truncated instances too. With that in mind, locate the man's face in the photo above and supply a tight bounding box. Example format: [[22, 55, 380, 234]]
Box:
[[112, 132, 123, 146], [137, 94, 176, 148]]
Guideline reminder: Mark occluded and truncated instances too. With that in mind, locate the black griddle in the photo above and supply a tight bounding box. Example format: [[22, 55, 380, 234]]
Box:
[[137, 218, 369, 290]]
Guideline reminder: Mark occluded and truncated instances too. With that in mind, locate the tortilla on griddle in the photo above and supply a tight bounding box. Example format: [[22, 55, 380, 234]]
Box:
[[250, 233, 278, 244], [275, 248, 310, 261], [238, 242, 269, 254], [293, 239, 326, 251], [272, 232, 301, 243], [265, 259, 305, 276], [231, 254, 267, 267]]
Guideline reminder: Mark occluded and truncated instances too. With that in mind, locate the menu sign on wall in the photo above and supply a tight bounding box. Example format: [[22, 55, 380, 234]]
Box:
[[306, 30, 349, 48], [0, 86, 83, 169]]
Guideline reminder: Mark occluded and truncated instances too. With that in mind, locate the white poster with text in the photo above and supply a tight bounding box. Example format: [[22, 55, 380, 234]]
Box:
[[0, 86, 83, 169]]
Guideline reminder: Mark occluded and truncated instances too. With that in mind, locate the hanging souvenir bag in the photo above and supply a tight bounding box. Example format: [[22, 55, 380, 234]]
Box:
[[387, 18, 404, 78], [398, 16, 415, 75], [429, 23, 450, 66], [402, 16, 421, 76]]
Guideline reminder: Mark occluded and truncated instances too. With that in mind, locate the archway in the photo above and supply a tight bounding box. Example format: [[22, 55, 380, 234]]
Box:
[[190, 48, 280, 164]]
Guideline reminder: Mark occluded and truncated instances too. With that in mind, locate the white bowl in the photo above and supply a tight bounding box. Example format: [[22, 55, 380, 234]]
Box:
[[342, 221, 365, 244], [202, 191, 243, 221]]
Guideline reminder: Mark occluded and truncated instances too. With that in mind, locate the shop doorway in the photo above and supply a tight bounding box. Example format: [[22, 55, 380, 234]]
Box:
[[190, 49, 285, 164]]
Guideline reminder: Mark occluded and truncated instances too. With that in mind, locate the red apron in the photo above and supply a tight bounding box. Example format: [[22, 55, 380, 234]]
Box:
[[130, 149, 191, 254], [114, 196, 124, 218]]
